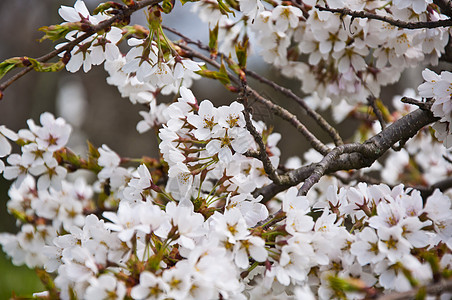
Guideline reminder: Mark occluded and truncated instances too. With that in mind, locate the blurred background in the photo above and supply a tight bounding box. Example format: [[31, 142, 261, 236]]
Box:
[[0, 0, 420, 298]]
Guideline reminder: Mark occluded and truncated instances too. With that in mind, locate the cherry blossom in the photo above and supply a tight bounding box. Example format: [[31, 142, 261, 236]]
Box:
[[1, 0, 452, 299]]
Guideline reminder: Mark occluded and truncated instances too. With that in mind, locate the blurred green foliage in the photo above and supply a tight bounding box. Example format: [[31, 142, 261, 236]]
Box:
[[0, 252, 44, 299], [0, 177, 43, 299]]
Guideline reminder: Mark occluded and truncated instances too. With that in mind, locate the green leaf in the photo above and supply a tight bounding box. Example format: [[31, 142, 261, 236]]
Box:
[[93, 1, 124, 15], [121, 25, 149, 40], [224, 0, 239, 10], [327, 275, 367, 294], [375, 98, 391, 122], [209, 22, 219, 58], [218, 59, 230, 84], [39, 23, 82, 42], [179, 0, 199, 5], [0, 58, 20, 80], [225, 55, 246, 82], [235, 38, 248, 69], [27, 58, 65, 73], [0, 57, 65, 79], [196, 60, 230, 86], [9, 209, 29, 224], [217, 0, 235, 16], [87, 141, 100, 159], [85, 141, 103, 173], [415, 287, 427, 300]]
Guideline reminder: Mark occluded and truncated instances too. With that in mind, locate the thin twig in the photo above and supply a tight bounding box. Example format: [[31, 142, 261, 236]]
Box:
[[367, 95, 406, 152], [253, 209, 285, 229], [177, 43, 331, 155], [401, 97, 432, 110], [164, 25, 342, 148], [367, 95, 386, 130], [0, 0, 162, 94], [255, 104, 439, 202], [246, 69, 344, 146], [162, 25, 210, 52], [246, 87, 331, 155], [239, 82, 282, 185], [443, 154, 452, 164], [315, 5, 452, 29], [416, 176, 452, 198]]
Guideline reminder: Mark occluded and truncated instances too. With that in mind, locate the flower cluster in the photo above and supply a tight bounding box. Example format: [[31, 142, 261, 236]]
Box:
[[58, 0, 204, 112], [418, 68, 452, 148], [57, 0, 122, 72], [255, 184, 452, 298], [0, 113, 451, 298], [190, 0, 450, 106], [1, 0, 452, 299], [159, 87, 280, 200], [3, 113, 71, 190]]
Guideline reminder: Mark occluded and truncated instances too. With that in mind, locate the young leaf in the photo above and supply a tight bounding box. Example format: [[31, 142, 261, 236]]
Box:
[[209, 22, 219, 59], [217, 0, 235, 16], [179, 0, 200, 5], [235, 38, 248, 69], [0, 58, 20, 80], [93, 1, 125, 15], [27, 58, 65, 73], [38, 23, 83, 42], [196, 60, 230, 86]]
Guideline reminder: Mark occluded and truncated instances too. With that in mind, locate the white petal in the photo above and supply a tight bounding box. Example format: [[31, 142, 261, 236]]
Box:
[[234, 248, 249, 269], [0, 135, 11, 157]]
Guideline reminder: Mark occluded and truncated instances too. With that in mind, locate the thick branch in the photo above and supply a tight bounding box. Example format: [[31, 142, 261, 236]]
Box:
[[316, 5, 452, 29], [297, 143, 368, 196], [0, 0, 162, 94], [255, 107, 438, 202]]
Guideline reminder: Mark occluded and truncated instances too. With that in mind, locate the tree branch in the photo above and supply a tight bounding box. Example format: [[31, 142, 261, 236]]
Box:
[[246, 87, 331, 155], [239, 83, 282, 185], [176, 43, 331, 155], [298, 143, 369, 196], [416, 177, 452, 198], [255, 105, 439, 202], [315, 5, 452, 29], [401, 97, 432, 110], [0, 0, 162, 96], [164, 25, 343, 148], [367, 95, 386, 130], [245, 69, 344, 147]]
